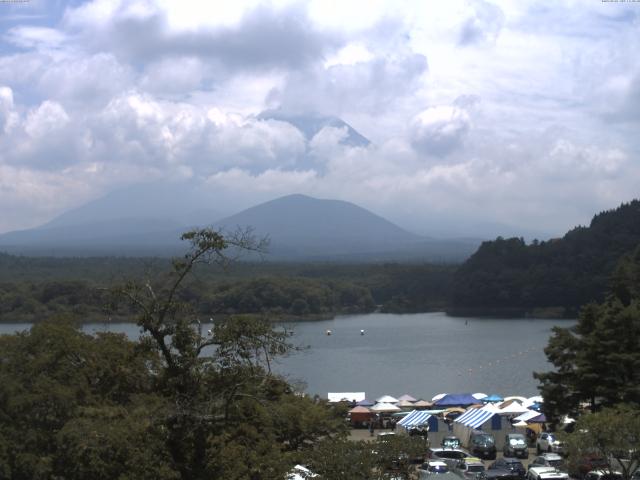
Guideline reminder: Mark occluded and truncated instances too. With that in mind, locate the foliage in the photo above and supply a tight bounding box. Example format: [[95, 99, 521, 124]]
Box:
[[0, 317, 166, 480], [0, 229, 353, 479], [450, 200, 640, 317], [535, 246, 640, 423], [0, 257, 456, 323], [308, 435, 428, 480], [564, 406, 640, 480]]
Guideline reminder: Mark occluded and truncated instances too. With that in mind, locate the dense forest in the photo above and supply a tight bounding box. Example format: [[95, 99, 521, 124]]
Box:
[[0, 253, 454, 323], [449, 200, 640, 317]]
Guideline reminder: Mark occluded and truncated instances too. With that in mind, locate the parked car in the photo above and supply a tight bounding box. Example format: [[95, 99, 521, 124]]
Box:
[[442, 436, 462, 449], [504, 433, 529, 459], [419, 471, 465, 480], [470, 431, 497, 460], [457, 457, 486, 479], [489, 457, 526, 480], [536, 433, 564, 454], [528, 454, 565, 472], [419, 461, 451, 474], [481, 469, 522, 480], [428, 448, 473, 469], [584, 471, 623, 480], [527, 466, 569, 480]]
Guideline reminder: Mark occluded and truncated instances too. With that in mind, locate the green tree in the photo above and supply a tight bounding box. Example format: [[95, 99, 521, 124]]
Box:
[[0, 318, 163, 480], [535, 246, 640, 423], [115, 228, 346, 479], [564, 406, 640, 480]]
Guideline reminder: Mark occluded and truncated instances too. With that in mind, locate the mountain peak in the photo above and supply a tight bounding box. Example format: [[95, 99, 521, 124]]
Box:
[[257, 110, 371, 147]]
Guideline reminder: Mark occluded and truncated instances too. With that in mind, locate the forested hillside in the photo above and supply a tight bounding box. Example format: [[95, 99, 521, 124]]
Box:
[[0, 254, 454, 322], [449, 200, 640, 317]]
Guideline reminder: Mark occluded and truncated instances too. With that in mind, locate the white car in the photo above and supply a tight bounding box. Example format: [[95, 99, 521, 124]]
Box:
[[527, 466, 569, 480], [536, 433, 564, 454], [419, 460, 451, 474]]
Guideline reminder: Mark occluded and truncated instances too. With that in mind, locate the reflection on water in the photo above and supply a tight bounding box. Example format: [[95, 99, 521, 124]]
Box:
[[0, 312, 574, 401]]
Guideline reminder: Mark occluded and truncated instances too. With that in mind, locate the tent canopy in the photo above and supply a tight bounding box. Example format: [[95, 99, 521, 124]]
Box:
[[398, 394, 417, 402], [413, 400, 433, 408], [434, 393, 480, 407], [328, 392, 365, 403], [498, 402, 531, 415], [454, 407, 498, 429], [513, 410, 541, 422], [398, 410, 432, 428], [356, 398, 375, 406], [371, 402, 401, 412], [349, 406, 371, 414], [483, 394, 504, 403], [376, 395, 399, 403], [528, 413, 547, 423]]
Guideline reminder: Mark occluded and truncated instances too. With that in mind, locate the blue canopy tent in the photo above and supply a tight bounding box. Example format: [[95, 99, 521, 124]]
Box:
[[433, 393, 480, 407], [356, 398, 375, 407], [482, 394, 504, 403]]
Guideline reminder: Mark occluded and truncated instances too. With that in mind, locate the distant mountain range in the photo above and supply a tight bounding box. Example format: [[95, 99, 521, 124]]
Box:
[[0, 189, 479, 261]]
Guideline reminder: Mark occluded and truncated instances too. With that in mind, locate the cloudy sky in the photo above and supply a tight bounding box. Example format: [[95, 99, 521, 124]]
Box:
[[0, 0, 639, 237]]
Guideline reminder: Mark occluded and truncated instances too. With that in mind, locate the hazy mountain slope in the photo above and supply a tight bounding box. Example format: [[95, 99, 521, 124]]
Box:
[[0, 190, 478, 261], [214, 194, 422, 256], [42, 181, 221, 229]]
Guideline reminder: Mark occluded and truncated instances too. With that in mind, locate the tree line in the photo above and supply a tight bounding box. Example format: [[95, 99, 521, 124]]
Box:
[[0, 260, 454, 323], [449, 200, 640, 317]]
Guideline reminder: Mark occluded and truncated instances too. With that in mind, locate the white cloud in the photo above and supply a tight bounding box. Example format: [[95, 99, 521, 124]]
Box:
[[410, 105, 471, 157], [0, 0, 638, 236], [24, 100, 70, 138]]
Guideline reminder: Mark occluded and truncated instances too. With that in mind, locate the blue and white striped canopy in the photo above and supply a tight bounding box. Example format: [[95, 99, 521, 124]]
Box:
[[454, 408, 497, 429], [398, 410, 432, 428]]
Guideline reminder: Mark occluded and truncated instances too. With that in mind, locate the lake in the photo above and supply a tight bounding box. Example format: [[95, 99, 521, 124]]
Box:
[[0, 312, 574, 401]]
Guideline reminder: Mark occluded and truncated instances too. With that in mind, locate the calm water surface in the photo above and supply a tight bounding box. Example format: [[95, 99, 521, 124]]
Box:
[[0, 312, 574, 401]]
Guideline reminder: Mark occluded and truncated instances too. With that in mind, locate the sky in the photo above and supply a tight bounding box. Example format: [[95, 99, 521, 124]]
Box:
[[0, 0, 639, 237]]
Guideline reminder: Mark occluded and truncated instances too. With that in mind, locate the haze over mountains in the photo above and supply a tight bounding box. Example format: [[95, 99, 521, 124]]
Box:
[[0, 186, 480, 261]]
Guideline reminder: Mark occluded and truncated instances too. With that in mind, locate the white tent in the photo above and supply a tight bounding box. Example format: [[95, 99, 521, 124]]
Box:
[[371, 402, 401, 413], [398, 394, 417, 402], [472, 393, 488, 400], [523, 395, 544, 407], [514, 409, 541, 422], [431, 393, 447, 402], [376, 395, 399, 404], [328, 392, 365, 403], [498, 402, 531, 415]]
